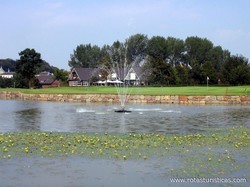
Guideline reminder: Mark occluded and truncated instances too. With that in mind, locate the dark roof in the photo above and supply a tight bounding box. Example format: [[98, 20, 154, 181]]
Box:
[[133, 66, 143, 75], [71, 68, 100, 81], [113, 67, 128, 80], [36, 72, 56, 85]]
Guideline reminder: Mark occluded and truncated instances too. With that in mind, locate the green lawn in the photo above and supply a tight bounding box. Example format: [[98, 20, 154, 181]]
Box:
[[1, 85, 250, 96]]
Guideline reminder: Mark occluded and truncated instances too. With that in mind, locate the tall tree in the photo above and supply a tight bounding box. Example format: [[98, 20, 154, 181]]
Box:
[[15, 48, 43, 88], [148, 56, 176, 85], [201, 61, 217, 84], [207, 46, 224, 72], [38, 60, 55, 73], [185, 36, 213, 66], [189, 62, 204, 84], [125, 34, 148, 64], [166, 37, 185, 66], [147, 36, 168, 60], [184, 37, 214, 84], [175, 65, 190, 85], [146, 36, 180, 85], [53, 68, 69, 83], [222, 55, 250, 85], [68, 44, 102, 68], [110, 41, 126, 66]]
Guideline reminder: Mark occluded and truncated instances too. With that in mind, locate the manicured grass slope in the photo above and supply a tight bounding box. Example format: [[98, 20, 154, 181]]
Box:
[[1, 86, 250, 95]]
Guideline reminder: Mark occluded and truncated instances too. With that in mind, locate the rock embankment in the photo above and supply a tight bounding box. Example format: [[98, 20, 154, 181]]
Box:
[[0, 91, 250, 104]]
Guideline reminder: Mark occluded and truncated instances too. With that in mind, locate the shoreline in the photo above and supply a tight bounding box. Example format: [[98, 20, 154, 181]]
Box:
[[1, 91, 250, 105]]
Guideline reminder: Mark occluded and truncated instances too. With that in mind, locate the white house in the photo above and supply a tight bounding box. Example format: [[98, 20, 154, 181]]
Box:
[[0, 66, 15, 78], [108, 66, 143, 86]]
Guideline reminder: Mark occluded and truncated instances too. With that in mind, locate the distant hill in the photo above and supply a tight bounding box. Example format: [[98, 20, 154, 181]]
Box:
[[0, 59, 16, 72], [0, 59, 58, 73]]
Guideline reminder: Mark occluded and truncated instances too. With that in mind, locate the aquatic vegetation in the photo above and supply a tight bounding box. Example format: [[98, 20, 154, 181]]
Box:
[[0, 126, 249, 177]]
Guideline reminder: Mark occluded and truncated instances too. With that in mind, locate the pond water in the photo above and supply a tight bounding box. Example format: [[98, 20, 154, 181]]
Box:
[[0, 100, 249, 187], [0, 100, 250, 134], [0, 157, 181, 187]]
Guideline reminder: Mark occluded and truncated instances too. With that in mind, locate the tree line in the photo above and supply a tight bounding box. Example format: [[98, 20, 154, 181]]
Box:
[[1, 34, 249, 88], [0, 50, 68, 88], [69, 34, 250, 86]]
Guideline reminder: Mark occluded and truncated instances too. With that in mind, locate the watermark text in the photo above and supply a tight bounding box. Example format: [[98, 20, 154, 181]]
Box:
[[170, 177, 247, 184]]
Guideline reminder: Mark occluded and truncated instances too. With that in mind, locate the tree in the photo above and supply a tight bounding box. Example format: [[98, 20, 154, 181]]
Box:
[[189, 62, 203, 84], [201, 61, 217, 84], [52, 67, 69, 83], [184, 37, 214, 84], [110, 41, 126, 66], [175, 65, 190, 85], [38, 60, 55, 73], [166, 37, 185, 66], [147, 36, 168, 60], [222, 55, 250, 85], [125, 34, 148, 64], [185, 37, 213, 66], [15, 48, 43, 88], [68, 44, 103, 68], [207, 46, 224, 72], [147, 56, 176, 85], [0, 77, 14, 88]]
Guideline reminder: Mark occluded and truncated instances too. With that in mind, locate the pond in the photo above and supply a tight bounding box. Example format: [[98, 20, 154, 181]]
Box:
[[0, 100, 249, 187], [0, 100, 250, 133]]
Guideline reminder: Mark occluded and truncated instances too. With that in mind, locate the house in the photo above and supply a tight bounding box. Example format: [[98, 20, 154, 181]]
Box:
[[36, 72, 60, 88], [68, 66, 145, 87], [108, 66, 144, 86], [0, 66, 15, 78], [124, 66, 143, 85], [68, 68, 100, 86]]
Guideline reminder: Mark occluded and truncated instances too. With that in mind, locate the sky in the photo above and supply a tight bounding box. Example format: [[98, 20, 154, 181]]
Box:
[[1, 0, 250, 70]]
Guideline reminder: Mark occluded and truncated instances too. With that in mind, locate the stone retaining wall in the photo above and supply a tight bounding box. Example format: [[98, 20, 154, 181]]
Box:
[[0, 91, 250, 104]]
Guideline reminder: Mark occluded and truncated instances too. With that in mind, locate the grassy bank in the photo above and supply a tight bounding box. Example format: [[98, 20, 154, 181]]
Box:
[[0, 126, 249, 177], [1, 85, 250, 96]]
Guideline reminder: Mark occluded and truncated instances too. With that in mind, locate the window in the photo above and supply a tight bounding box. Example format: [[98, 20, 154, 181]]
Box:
[[130, 73, 136, 80]]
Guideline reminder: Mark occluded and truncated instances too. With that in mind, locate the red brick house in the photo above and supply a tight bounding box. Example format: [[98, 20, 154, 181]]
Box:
[[36, 72, 61, 88]]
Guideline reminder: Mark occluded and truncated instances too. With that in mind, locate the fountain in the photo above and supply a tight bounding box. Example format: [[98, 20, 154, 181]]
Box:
[[100, 45, 137, 113], [113, 63, 133, 113]]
